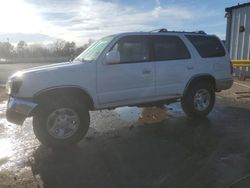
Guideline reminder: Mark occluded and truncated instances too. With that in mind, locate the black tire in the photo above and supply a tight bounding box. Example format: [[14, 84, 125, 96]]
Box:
[[33, 100, 90, 147], [181, 81, 215, 118]]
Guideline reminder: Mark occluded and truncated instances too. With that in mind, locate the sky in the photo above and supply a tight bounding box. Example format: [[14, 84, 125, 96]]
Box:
[[0, 0, 249, 46]]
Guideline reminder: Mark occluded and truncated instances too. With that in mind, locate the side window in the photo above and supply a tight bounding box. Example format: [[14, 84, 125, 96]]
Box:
[[111, 36, 150, 63], [152, 36, 191, 61], [186, 35, 226, 58]]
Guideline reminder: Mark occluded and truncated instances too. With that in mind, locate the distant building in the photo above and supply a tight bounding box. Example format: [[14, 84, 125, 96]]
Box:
[[225, 3, 250, 60]]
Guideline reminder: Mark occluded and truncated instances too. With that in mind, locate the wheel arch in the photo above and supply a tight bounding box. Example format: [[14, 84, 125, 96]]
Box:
[[184, 74, 216, 95], [33, 86, 95, 111]]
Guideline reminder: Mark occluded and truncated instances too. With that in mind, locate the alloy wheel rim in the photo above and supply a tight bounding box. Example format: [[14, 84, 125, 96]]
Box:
[[46, 108, 80, 139], [194, 89, 211, 111]]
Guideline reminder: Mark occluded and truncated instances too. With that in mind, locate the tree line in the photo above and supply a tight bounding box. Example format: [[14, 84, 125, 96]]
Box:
[[0, 39, 94, 59]]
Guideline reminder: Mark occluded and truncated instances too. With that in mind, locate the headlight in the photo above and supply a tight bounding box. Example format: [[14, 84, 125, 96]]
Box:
[[5, 77, 22, 96]]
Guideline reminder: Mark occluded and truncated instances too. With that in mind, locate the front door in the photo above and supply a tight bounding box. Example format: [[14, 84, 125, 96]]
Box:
[[97, 35, 155, 105]]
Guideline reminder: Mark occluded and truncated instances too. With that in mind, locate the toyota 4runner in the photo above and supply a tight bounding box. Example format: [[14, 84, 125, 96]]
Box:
[[6, 29, 233, 147]]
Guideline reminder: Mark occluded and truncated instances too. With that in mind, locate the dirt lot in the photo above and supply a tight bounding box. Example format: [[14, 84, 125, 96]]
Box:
[[1, 80, 250, 188], [0, 87, 7, 102]]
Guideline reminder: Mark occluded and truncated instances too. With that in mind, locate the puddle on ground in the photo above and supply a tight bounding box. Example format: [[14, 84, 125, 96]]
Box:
[[0, 140, 19, 172], [166, 102, 183, 115], [0, 139, 14, 161], [0, 104, 33, 171], [114, 107, 142, 122], [0, 100, 184, 172]]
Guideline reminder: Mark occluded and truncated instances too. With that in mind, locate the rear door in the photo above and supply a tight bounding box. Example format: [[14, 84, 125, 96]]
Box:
[[97, 35, 155, 105], [153, 35, 194, 97]]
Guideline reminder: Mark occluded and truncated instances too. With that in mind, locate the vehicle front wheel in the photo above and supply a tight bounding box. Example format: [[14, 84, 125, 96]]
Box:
[[181, 82, 215, 118], [33, 101, 90, 147]]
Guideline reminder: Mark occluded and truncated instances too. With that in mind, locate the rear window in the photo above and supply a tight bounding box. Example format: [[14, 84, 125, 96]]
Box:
[[152, 36, 191, 61], [186, 35, 225, 58]]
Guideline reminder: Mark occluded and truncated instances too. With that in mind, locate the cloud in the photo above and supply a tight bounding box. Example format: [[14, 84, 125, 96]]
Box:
[[21, 0, 200, 44], [2, 0, 222, 44]]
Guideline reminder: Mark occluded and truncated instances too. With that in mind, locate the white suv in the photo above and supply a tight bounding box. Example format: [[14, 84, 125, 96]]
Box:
[[6, 29, 233, 147]]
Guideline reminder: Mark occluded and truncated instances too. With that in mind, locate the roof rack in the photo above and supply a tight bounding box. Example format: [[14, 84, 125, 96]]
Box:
[[150, 28, 168, 32], [192, 30, 206, 34], [149, 28, 206, 35]]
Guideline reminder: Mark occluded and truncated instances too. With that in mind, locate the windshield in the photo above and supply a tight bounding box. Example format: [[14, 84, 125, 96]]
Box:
[[75, 36, 113, 62]]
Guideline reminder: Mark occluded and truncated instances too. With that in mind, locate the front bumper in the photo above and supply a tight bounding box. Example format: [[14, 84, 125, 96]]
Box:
[[6, 97, 37, 125], [216, 78, 233, 91]]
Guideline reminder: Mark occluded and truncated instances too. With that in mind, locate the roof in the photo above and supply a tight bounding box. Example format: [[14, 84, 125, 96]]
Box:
[[114, 31, 208, 37], [112, 31, 213, 39], [225, 2, 250, 12]]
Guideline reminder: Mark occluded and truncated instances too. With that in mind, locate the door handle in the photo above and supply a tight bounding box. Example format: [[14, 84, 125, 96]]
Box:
[[187, 65, 194, 70], [142, 69, 151, 74]]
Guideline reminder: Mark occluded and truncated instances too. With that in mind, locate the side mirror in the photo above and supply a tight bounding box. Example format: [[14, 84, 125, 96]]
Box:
[[105, 50, 120, 64]]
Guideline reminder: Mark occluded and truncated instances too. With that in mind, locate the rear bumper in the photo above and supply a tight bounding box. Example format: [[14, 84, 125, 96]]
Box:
[[216, 78, 233, 91], [6, 97, 37, 125]]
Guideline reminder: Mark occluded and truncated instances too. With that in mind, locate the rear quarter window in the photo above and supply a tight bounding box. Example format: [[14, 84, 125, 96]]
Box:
[[186, 35, 225, 58]]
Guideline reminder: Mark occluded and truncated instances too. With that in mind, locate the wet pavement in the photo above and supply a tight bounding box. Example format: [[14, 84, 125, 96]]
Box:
[[1, 82, 250, 187]]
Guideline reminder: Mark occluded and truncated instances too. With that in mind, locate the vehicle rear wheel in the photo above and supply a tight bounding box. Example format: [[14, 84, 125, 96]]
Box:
[[33, 100, 90, 147], [181, 81, 215, 118]]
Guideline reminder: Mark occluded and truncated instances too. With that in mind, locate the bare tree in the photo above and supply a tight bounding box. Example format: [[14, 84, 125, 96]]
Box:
[[17, 41, 28, 51], [29, 43, 51, 57], [62, 42, 76, 57], [0, 38, 94, 60], [0, 42, 14, 58], [16, 41, 28, 57], [53, 39, 66, 56]]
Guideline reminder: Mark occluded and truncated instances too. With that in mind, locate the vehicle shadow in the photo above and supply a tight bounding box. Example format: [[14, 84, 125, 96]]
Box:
[[30, 116, 224, 188]]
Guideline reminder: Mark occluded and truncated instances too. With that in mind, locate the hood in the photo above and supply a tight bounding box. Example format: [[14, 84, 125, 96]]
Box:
[[11, 61, 82, 79]]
